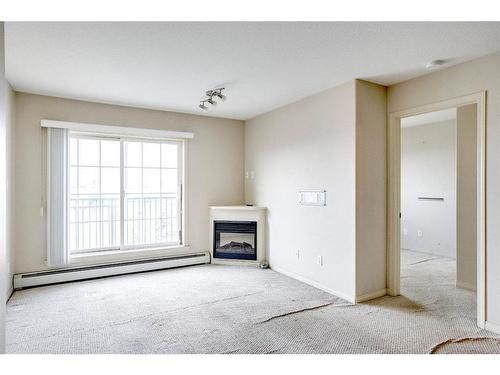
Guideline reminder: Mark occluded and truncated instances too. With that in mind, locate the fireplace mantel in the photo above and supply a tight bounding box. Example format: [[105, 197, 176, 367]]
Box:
[[210, 205, 267, 211], [209, 206, 267, 266]]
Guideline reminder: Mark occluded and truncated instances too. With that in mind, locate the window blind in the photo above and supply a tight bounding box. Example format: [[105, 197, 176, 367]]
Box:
[[47, 127, 69, 267]]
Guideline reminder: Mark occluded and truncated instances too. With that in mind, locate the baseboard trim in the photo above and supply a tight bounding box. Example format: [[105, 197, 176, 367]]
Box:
[[356, 288, 387, 303], [485, 321, 500, 334], [270, 265, 355, 303], [13, 253, 210, 289], [456, 280, 477, 292]]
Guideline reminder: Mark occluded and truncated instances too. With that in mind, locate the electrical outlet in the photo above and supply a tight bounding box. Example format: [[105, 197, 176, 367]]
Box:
[[317, 255, 323, 266], [417, 229, 423, 237], [245, 171, 249, 179], [250, 171, 255, 179], [295, 249, 300, 260]]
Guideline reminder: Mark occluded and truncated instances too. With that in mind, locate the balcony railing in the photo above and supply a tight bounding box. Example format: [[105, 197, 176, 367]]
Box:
[[69, 195, 179, 252]]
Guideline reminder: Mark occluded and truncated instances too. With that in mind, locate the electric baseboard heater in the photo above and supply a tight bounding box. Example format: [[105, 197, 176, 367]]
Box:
[[13, 252, 210, 289]]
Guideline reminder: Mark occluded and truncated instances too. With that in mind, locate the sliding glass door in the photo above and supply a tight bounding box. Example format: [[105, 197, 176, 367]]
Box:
[[68, 134, 183, 254]]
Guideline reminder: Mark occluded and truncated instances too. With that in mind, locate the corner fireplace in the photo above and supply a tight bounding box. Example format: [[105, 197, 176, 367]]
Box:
[[213, 220, 257, 260]]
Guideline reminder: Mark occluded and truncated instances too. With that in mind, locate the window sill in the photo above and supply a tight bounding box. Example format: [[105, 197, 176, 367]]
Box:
[[69, 244, 192, 266]]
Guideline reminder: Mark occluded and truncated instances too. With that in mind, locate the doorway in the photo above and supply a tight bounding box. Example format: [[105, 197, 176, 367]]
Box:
[[387, 92, 486, 328]]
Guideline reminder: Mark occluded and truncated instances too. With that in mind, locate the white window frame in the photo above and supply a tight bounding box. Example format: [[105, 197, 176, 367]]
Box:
[[67, 132, 185, 255]]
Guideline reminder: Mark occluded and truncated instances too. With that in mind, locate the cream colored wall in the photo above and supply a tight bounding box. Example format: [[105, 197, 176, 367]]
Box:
[[14, 93, 245, 274], [5, 84, 14, 298], [0, 21, 6, 353], [456, 104, 477, 291], [388, 51, 500, 325], [245, 81, 357, 302], [401, 120, 456, 258], [0, 22, 15, 352], [355, 80, 387, 299]]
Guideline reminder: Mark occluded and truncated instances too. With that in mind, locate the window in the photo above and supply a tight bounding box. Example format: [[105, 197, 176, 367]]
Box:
[[123, 140, 180, 247], [68, 134, 183, 254], [69, 136, 121, 251]]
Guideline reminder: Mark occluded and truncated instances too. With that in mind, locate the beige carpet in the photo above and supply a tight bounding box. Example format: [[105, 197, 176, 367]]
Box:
[[6, 249, 499, 353]]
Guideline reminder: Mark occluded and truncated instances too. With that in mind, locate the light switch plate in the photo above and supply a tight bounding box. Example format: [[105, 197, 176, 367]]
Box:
[[298, 190, 327, 206], [317, 255, 323, 266]]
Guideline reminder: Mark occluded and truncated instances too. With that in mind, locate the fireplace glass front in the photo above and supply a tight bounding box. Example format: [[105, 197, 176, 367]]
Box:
[[213, 220, 257, 260]]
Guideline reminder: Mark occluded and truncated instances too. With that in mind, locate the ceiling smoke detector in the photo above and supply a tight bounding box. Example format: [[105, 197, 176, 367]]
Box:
[[426, 60, 446, 70], [199, 87, 226, 111]]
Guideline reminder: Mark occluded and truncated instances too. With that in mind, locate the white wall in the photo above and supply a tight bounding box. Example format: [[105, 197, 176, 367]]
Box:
[[456, 104, 477, 290], [14, 93, 245, 274], [388, 51, 500, 326], [245, 81, 357, 302], [401, 120, 456, 258]]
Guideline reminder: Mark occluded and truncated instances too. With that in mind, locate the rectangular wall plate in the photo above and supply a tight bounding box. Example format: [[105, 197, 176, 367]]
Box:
[[298, 190, 327, 206]]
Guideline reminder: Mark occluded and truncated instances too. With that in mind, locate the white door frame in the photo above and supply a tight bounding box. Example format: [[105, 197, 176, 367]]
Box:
[[387, 91, 486, 328]]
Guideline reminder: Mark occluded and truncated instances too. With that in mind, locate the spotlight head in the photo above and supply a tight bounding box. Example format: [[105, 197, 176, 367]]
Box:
[[215, 92, 226, 101], [207, 98, 217, 106], [199, 102, 208, 111]]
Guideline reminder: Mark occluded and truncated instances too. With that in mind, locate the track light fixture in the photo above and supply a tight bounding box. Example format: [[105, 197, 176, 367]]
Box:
[[199, 87, 226, 111], [214, 91, 226, 101]]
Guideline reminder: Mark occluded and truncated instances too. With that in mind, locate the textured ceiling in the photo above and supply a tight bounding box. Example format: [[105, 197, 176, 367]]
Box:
[[5, 22, 500, 120]]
